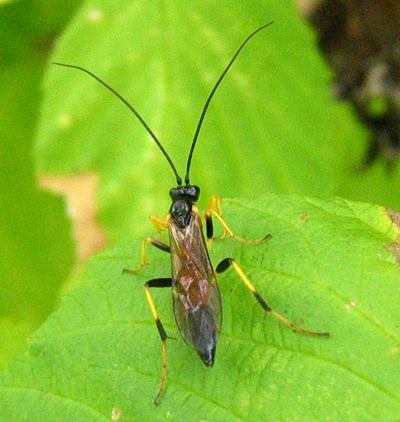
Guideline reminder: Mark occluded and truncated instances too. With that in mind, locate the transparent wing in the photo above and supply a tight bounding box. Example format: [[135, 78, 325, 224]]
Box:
[[169, 211, 222, 362]]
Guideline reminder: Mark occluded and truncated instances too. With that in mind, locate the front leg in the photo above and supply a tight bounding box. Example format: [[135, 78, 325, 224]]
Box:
[[124, 215, 170, 273], [149, 215, 169, 243], [204, 195, 270, 246]]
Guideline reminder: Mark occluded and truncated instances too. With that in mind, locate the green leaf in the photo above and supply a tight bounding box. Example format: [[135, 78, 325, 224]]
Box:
[[0, 0, 80, 368], [0, 0, 18, 6], [1, 194, 399, 421]]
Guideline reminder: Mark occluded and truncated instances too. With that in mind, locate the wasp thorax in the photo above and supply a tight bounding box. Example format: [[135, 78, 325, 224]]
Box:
[[170, 199, 192, 228]]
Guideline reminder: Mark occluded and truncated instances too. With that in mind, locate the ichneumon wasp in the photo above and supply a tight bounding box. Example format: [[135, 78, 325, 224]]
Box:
[[54, 22, 329, 404]]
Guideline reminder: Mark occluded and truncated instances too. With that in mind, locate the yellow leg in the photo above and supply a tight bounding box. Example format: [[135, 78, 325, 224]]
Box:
[[154, 340, 168, 405], [216, 258, 329, 337], [205, 195, 270, 245], [144, 278, 172, 404], [149, 215, 168, 243], [124, 215, 169, 274]]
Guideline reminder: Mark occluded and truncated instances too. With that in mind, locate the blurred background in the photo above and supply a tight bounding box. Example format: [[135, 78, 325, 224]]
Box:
[[1, 0, 399, 370]]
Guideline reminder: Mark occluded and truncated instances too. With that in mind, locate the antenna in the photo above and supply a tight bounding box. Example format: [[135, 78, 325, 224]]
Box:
[[184, 22, 274, 185], [52, 62, 183, 186], [53, 22, 273, 187]]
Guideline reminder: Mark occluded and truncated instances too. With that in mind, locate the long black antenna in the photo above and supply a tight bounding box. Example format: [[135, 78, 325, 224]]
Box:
[[52, 62, 183, 186], [184, 22, 274, 185], [53, 23, 273, 187]]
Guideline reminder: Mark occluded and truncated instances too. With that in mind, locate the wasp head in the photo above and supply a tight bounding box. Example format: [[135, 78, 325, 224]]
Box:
[[169, 185, 200, 228]]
